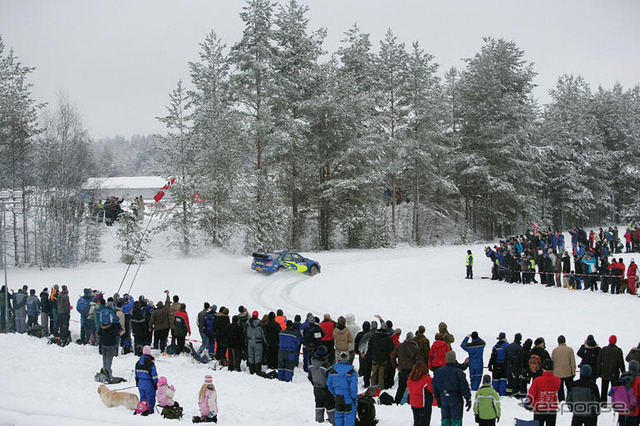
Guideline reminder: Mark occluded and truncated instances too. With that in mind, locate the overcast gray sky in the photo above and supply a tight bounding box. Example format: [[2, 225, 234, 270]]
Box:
[[1, 0, 639, 139]]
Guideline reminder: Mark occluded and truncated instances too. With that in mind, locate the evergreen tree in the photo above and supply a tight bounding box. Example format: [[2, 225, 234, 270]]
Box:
[[188, 31, 246, 248], [156, 80, 195, 256], [271, 0, 326, 249], [541, 74, 609, 229], [455, 37, 538, 239]]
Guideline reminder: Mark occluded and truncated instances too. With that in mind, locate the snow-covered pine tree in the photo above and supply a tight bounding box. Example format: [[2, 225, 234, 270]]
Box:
[[156, 80, 196, 256], [116, 211, 150, 264], [374, 29, 409, 243], [540, 74, 610, 229], [188, 31, 246, 249], [0, 36, 41, 266], [31, 94, 94, 267], [230, 0, 286, 253], [592, 83, 640, 223], [271, 0, 326, 249], [455, 37, 538, 239], [400, 42, 457, 245]]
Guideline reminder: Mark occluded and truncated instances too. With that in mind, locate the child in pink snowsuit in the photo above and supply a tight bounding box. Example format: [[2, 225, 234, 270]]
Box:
[[156, 376, 176, 407], [197, 375, 218, 423]]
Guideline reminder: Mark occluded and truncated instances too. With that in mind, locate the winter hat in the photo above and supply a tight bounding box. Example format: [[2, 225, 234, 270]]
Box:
[[316, 345, 328, 357], [139, 295, 146, 301], [294, 314, 301, 322], [482, 374, 491, 384], [580, 364, 592, 378], [43, 287, 48, 292], [22, 285, 28, 291], [558, 335, 566, 344], [497, 332, 506, 340], [609, 335, 617, 345], [252, 310, 259, 318], [514, 333, 522, 342], [84, 288, 91, 296], [586, 335, 597, 346], [417, 325, 426, 334], [534, 337, 545, 346], [142, 345, 152, 356], [211, 304, 217, 312], [268, 311, 276, 320], [158, 376, 167, 386], [61, 285, 67, 291], [406, 332, 414, 341], [308, 315, 316, 324], [629, 360, 639, 374], [238, 305, 245, 312], [471, 331, 479, 340], [222, 307, 229, 315], [204, 375, 213, 385], [337, 351, 349, 362], [371, 320, 378, 330], [445, 351, 457, 363], [29, 289, 35, 295], [542, 358, 554, 371]]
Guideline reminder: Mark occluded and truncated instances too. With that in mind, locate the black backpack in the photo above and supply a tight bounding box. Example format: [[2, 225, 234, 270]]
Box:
[[161, 403, 184, 420], [173, 314, 188, 337], [356, 394, 378, 426]]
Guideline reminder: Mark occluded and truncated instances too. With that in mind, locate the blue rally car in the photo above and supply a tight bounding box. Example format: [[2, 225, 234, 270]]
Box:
[[251, 251, 321, 276]]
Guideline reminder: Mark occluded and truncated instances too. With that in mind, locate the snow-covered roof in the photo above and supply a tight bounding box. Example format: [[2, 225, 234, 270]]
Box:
[[82, 176, 167, 190]]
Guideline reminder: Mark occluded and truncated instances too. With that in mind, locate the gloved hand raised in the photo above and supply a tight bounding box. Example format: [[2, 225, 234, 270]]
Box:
[[465, 399, 471, 411]]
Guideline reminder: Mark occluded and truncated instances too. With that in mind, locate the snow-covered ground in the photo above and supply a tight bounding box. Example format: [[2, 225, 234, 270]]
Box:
[[0, 225, 638, 425]]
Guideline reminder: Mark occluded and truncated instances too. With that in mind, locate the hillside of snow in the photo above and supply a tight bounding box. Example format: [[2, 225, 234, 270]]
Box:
[[0, 224, 638, 425]]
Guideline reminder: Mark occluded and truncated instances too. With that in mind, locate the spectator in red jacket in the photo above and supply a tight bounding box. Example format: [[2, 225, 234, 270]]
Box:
[[627, 259, 637, 295], [428, 333, 451, 373], [320, 313, 336, 363], [527, 358, 561, 426]]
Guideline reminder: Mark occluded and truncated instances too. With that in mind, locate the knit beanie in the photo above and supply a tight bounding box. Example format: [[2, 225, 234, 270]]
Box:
[[630, 360, 639, 374], [252, 310, 259, 318], [417, 325, 426, 334], [142, 345, 152, 355], [445, 350, 457, 363], [482, 374, 491, 384], [610, 335, 617, 345], [204, 375, 213, 384], [580, 364, 592, 378], [406, 332, 414, 341], [558, 335, 566, 344]]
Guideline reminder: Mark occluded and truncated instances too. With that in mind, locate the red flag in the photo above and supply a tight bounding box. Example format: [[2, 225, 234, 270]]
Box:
[[161, 177, 176, 191], [154, 177, 176, 203]]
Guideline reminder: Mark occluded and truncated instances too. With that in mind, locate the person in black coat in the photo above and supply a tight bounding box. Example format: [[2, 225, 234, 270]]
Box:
[[595, 335, 625, 401], [226, 315, 245, 371], [265, 312, 282, 370], [369, 323, 393, 389], [577, 335, 601, 372], [529, 337, 551, 379], [566, 365, 600, 426], [39, 287, 51, 336], [506, 333, 522, 396]]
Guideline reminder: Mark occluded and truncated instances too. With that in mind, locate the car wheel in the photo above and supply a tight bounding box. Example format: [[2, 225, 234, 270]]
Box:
[[277, 266, 285, 273], [309, 265, 319, 276]]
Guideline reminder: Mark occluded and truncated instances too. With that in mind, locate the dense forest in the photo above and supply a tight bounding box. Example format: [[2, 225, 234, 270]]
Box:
[[1, 0, 639, 267]]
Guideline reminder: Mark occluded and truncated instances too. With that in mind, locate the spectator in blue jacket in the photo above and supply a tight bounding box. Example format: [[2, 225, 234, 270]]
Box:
[[581, 253, 598, 291], [278, 320, 301, 382], [433, 350, 472, 426], [135, 345, 158, 414], [488, 332, 509, 396], [327, 351, 358, 426], [461, 331, 486, 390], [76, 288, 92, 344], [26, 289, 41, 328]]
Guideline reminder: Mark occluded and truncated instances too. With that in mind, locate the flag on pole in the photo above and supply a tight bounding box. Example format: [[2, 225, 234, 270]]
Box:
[[532, 221, 540, 233], [153, 177, 176, 203]]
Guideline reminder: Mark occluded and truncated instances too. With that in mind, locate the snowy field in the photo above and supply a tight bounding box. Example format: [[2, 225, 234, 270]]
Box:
[[0, 226, 638, 425]]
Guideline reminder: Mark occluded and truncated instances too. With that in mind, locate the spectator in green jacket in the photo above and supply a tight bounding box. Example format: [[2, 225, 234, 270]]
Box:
[[474, 375, 501, 426]]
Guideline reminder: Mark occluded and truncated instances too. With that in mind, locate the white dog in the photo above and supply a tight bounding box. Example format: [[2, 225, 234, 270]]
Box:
[[97, 384, 139, 411]]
